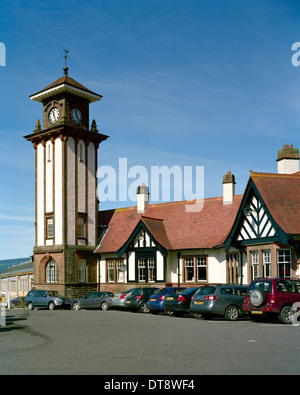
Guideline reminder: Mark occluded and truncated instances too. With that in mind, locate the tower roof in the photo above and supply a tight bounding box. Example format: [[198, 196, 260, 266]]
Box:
[[29, 75, 103, 103]]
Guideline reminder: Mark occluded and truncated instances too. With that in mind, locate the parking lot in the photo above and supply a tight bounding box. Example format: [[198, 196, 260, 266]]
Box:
[[1, 308, 300, 376]]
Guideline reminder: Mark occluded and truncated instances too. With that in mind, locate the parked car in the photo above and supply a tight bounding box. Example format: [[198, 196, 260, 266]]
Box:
[[72, 291, 114, 311], [147, 287, 187, 314], [25, 289, 71, 310], [190, 284, 248, 321], [243, 277, 300, 324], [112, 289, 133, 308], [10, 296, 26, 308], [163, 287, 200, 316], [125, 287, 159, 313]]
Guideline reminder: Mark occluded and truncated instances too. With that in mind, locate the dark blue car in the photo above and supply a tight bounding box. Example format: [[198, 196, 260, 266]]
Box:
[[147, 287, 187, 314]]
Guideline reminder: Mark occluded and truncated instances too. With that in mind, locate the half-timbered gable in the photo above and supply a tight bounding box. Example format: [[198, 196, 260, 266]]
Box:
[[225, 171, 300, 282]]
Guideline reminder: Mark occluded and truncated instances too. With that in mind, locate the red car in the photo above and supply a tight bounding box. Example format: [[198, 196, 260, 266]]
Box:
[[243, 278, 300, 324]]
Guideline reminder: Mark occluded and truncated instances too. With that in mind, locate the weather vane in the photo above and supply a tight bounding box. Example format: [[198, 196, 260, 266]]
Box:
[[63, 48, 70, 75]]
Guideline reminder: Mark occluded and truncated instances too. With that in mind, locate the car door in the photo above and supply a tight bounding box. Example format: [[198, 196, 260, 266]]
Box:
[[80, 292, 97, 309], [34, 290, 48, 307], [92, 292, 105, 308]]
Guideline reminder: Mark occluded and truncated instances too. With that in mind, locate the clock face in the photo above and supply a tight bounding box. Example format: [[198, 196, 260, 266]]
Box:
[[48, 107, 60, 124], [71, 108, 83, 125]]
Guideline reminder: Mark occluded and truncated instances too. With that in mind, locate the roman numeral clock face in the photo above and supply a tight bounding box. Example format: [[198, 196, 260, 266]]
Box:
[[71, 108, 82, 125], [48, 107, 59, 124]]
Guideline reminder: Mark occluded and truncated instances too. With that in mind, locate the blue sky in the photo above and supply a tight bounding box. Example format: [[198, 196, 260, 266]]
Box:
[[1, 0, 300, 259]]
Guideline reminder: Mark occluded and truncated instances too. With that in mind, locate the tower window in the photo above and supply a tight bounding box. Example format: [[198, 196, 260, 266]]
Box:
[[46, 260, 57, 283], [77, 216, 85, 239], [46, 217, 53, 239]]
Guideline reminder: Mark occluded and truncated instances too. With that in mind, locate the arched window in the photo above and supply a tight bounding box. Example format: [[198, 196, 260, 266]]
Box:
[[46, 260, 58, 283]]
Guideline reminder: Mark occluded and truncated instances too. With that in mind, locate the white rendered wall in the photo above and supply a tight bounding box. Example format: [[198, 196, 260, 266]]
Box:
[[36, 143, 44, 246], [77, 139, 86, 213], [66, 137, 76, 244], [87, 142, 96, 245], [55, 137, 63, 244]]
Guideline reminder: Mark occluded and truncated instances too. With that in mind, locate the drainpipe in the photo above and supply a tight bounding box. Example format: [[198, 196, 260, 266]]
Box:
[[177, 252, 181, 287]]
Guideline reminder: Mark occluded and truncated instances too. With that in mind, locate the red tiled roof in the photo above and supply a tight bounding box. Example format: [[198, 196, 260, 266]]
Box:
[[251, 171, 300, 235], [95, 195, 243, 254]]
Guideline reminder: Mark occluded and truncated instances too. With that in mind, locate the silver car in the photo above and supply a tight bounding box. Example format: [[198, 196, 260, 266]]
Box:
[[190, 284, 248, 321], [72, 291, 114, 311], [112, 289, 133, 308]]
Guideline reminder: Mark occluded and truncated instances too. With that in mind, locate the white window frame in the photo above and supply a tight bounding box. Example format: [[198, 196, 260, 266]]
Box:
[[138, 259, 146, 282], [251, 251, 259, 280], [46, 260, 57, 283], [263, 250, 271, 278], [277, 249, 291, 279]]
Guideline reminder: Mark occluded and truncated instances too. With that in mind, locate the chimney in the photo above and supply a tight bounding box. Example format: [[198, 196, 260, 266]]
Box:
[[222, 171, 235, 205], [277, 144, 300, 174], [137, 183, 149, 213]]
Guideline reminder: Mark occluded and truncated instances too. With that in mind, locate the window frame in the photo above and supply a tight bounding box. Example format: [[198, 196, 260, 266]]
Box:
[[183, 255, 207, 283], [46, 259, 58, 283]]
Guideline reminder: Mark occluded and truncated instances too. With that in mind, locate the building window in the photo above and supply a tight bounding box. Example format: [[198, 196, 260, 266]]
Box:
[[184, 258, 194, 281], [277, 249, 291, 278], [138, 259, 146, 282], [20, 278, 28, 291], [77, 217, 85, 239], [116, 260, 125, 282], [9, 279, 16, 292], [107, 259, 125, 283], [196, 257, 207, 281], [263, 250, 271, 278], [46, 217, 53, 239], [148, 259, 155, 282], [78, 259, 86, 283], [184, 256, 207, 282], [251, 251, 259, 280], [107, 260, 115, 282], [46, 260, 57, 283]]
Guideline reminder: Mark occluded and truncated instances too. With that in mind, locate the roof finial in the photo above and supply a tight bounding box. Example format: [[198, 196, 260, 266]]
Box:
[[63, 48, 70, 75]]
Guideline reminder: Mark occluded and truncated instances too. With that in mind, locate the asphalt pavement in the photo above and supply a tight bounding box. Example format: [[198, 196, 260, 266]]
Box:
[[1, 308, 300, 376]]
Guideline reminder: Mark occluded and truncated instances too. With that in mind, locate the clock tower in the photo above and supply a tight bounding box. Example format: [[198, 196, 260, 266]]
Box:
[[24, 67, 108, 298]]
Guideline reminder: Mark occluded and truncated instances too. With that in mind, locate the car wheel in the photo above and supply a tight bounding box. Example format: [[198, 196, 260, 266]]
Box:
[[72, 301, 81, 311], [48, 301, 55, 310], [225, 305, 239, 321], [279, 306, 294, 324], [27, 302, 34, 310], [101, 301, 109, 311], [250, 289, 266, 308], [139, 301, 149, 313]]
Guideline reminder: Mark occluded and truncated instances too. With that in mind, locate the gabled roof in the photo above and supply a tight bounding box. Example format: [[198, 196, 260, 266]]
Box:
[[224, 171, 300, 251], [95, 195, 243, 254], [250, 171, 300, 235], [29, 75, 103, 103]]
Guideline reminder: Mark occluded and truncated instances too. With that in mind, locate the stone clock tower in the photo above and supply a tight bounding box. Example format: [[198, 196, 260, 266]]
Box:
[[24, 68, 108, 298]]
